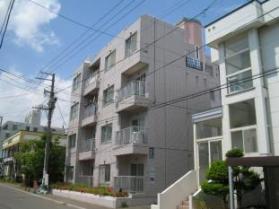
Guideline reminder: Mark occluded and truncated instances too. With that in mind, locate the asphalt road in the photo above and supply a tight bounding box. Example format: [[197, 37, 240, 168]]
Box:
[[0, 183, 150, 209], [0, 183, 82, 209]]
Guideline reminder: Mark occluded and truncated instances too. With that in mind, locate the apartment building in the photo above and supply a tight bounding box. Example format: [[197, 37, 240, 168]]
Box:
[[151, 1, 279, 209], [0, 109, 42, 158], [65, 15, 219, 199], [193, 0, 279, 184], [1, 130, 66, 179]]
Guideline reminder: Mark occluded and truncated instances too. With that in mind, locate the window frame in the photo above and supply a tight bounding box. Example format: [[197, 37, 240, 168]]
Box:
[[70, 102, 79, 121], [105, 50, 116, 71], [224, 35, 253, 94], [101, 123, 112, 144], [72, 74, 81, 92], [103, 85, 114, 106], [99, 164, 111, 184], [231, 125, 258, 154], [125, 32, 137, 57], [69, 134, 76, 149]]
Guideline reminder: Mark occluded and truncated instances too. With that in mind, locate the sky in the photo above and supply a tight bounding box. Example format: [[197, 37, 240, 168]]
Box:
[[0, 0, 247, 128]]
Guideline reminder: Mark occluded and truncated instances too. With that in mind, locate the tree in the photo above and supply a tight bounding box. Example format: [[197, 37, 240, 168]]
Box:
[[201, 149, 261, 209], [14, 134, 65, 186]]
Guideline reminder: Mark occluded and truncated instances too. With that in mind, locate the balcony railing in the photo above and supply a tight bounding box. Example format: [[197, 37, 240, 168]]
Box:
[[116, 126, 146, 145], [84, 72, 99, 88], [80, 139, 95, 153], [114, 176, 144, 193], [117, 80, 145, 102], [83, 104, 97, 119]]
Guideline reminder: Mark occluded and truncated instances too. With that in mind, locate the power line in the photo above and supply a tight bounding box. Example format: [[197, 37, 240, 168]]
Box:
[[0, 0, 15, 49], [32, 0, 128, 77]]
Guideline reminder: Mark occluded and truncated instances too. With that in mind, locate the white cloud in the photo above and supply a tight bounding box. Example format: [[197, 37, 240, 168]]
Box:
[[0, 69, 71, 128], [0, 0, 61, 52]]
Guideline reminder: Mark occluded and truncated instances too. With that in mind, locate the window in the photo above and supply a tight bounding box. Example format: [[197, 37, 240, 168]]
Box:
[[186, 56, 203, 71], [72, 74, 81, 91], [196, 118, 222, 139], [210, 91, 215, 101], [203, 78, 207, 88], [69, 134, 76, 148], [231, 129, 257, 153], [125, 32, 137, 57], [99, 164, 110, 184], [229, 99, 257, 153], [103, 85, 114, 106], [70, 103, 79, 121], [229, 99, 256, 129], [101, 124, 112, 143], [195, 46, 199, 59], [198, 140, 222, 182], [2, 124, 8, 130], [12, 125, 17, 131], [131, 163, 144, 176], [205, 64, 214, 77], [5, 133, 10, 138], [66, 166, 74, 182], [33, 127, 38, 132], [149, 147, 155, 159], [105, 50, 116, 71], [25, 126, 30, 131], [225, 34, 252, 94]]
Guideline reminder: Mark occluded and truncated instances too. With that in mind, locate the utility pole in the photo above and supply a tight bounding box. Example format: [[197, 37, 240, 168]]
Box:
[[35, 73, 57, 191]]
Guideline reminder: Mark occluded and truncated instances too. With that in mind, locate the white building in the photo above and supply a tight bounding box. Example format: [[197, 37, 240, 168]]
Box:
[[65, 15, 219, 202], [152, 1, 279, 209]]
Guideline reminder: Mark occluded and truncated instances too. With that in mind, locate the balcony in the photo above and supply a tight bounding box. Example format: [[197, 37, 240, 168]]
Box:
[[114, 176, 144, 193], [83, 72, 99, 96], [116, 80, 149, 113], [113, 127, 148, 156], [120, 50, 148, 76], [205, 1, 264, 47], [81, 104, 97, 127], [78, 139, 96, 160]]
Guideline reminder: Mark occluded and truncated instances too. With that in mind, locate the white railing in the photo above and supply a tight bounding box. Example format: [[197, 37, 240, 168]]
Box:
[[116, 126, 146, 145], [152, 170, 198, 209], [80, 139, 95, 153], [84, 72, 99, 88], [114, 176, 144, 193], [118, 80, 145, 102], [83, 104, 97, 119]]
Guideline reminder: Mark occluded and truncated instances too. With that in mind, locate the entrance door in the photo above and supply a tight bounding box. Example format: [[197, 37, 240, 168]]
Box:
[[198, 140, 222, 183]]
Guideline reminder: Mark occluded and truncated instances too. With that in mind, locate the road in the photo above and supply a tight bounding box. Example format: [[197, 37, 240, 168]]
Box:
[[0, 183, 150, 209], [0, 183, 102, 209]]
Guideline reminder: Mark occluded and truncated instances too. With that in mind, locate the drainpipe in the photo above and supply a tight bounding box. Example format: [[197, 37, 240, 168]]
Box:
[[228, 166, 235, 209]]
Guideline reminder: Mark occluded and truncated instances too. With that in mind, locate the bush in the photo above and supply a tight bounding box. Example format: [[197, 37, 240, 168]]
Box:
[[225, 148, 244, 158], [206, 161, 228, 182], [51, 183, 128, 197]]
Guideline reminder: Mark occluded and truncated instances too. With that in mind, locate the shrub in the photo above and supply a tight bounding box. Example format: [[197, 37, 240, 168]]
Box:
[[51, 183, 128, 197], [225, 148, 244, 158]]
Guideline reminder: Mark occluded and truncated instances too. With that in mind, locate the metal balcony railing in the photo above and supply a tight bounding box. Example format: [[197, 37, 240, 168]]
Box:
[[83, 104, 97, 119], [116, 126, 146, 145], [84, 72, 99, 88], [117, 80, 145, 102], [114, 176, 144, 193], [80, 139, 95, 153]]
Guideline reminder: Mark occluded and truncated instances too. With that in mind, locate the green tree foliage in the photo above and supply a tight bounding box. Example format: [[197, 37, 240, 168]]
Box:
[[201, 149, 261, 209], [14, 135, 65, 186]]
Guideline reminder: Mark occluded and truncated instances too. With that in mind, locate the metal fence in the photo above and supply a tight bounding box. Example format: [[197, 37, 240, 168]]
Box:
[[114, 176, 144, 193]]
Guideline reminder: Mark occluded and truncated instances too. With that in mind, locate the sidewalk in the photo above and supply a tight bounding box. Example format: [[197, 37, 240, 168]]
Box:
[[45, 194, 150, 209], [0, 182, 150, 209]]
